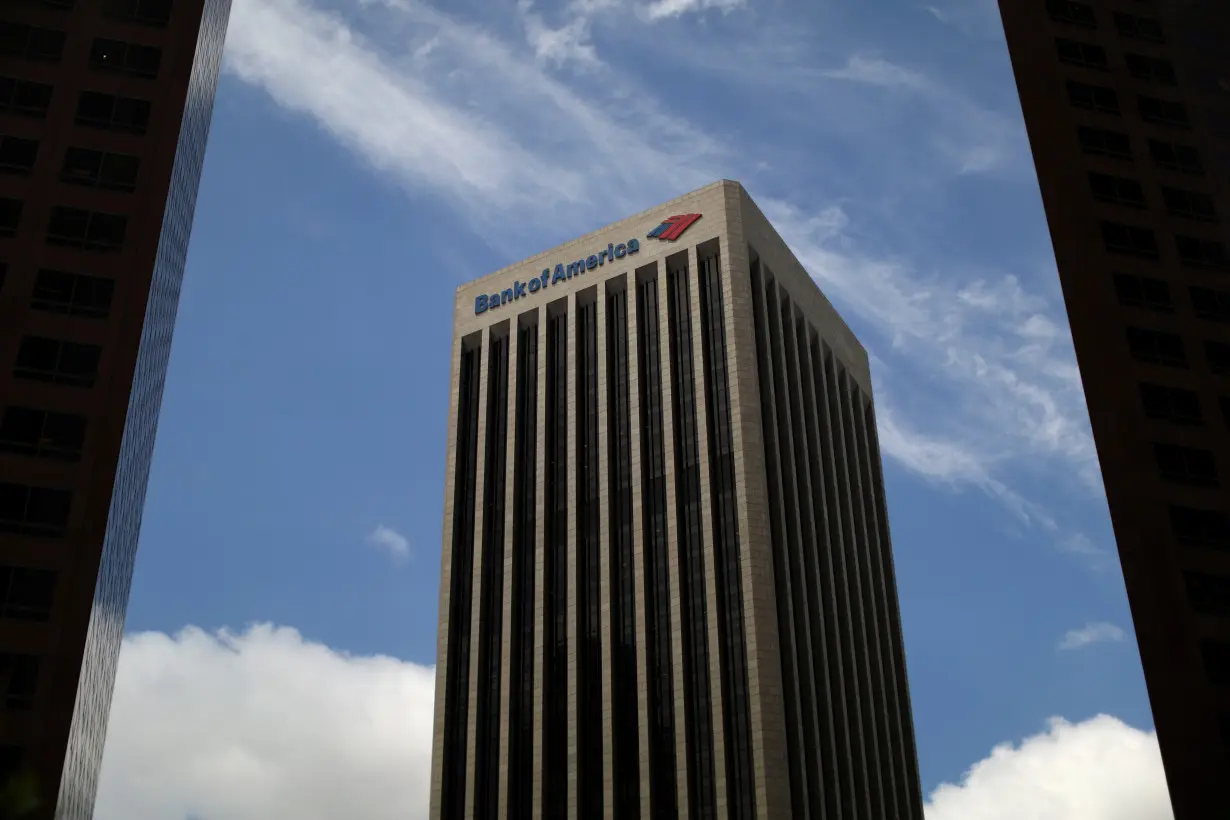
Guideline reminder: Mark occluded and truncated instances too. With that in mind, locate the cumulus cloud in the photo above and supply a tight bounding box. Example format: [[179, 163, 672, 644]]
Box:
[[925, 715, 1171, 820], [1058, 622, 1128, 651], [94, 625, 435, 820], [368, 525, 411, 563], [94, 626, 1166, 820]]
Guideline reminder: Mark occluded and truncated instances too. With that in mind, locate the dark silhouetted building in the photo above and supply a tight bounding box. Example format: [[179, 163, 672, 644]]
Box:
[[0, 0, 231, 815], [997, 1, 1230, 816], [429, 180, 925, 819]]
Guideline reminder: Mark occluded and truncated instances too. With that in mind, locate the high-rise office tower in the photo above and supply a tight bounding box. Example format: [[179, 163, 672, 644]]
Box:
[[0, 0, 231, 816], [430, 180, 924, 820], [996, 1, 1230, 816]]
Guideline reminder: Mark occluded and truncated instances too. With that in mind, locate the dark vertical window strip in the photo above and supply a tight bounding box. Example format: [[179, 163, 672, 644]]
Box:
[[803, 333, 856, 818], [474, 333, 510, 820], [851, 394, 909, 820], [543, 313, 569, 820], [697, 253, 755, 820], [765, 284, 826, 817], [607, 288, 641, 818], [837, 378, 888, 819], [508, 320, 539, 820], [782, 311, 839, 820], [864, 402, 925, 813], [442, 344, 482, 820], [817, 349, 872, 819], [666, 264, 717, 820], [749, 263, 810, 820], [637, 276, 679, 820], [576, 301, 604, 819]]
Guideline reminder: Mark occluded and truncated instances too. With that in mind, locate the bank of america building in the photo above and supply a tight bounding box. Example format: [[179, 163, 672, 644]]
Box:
[[429, 180, 925, 820]]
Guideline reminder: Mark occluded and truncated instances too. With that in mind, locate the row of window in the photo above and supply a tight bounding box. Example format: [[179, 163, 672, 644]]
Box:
[[1138, 381, 1230, 430], [1089, 170, 1217, 221], [1, 199, 129, 250], [19, 0, 174, 27], [1, 23, 163, 79], [1048, 0, 1165, 45], [1057, 38, 1176, 86], [1126, 325, 1230, 372], [2, 137, 141, 191], [1078, 125, 1204, 174], [2, 76, 152, 134], [1100, 220, 1228, 268], [1068, 80, 1195, 129], [1115, 273, 1230, 322], [0, 481, 71, 537], [0, 263, 116, 318], [0, 653, 38, 711]]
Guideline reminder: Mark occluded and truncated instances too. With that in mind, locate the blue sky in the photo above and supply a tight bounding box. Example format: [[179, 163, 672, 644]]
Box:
[[90, 0, 1175, 817]]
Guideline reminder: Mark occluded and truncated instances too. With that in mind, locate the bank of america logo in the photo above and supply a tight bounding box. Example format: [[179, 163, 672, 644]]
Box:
[[647, 213, 702, 242]]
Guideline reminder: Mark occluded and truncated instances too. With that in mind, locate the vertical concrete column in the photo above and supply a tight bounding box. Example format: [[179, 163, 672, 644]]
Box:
[[595, 283, 615, 820], [626, 273, 654, 820], [532, 317, 548, 820], [429, 332, 466, 820], [565, 291, 579, 820], [718, 193, 789, 819], [655, 264, 690, 820], [497, 323, 521, 820], [687, 243, 728, 820], [464, 325, 493, 820]]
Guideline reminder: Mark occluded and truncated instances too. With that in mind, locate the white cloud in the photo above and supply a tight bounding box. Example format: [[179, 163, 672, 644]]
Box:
[[639, 0, 745, 21], [368, 525, 411, 563], [94, 625, 434, 820], [1058, 622, 1128, 651], [94, 628, 1166, 820], [925, 715, 1171, 820]]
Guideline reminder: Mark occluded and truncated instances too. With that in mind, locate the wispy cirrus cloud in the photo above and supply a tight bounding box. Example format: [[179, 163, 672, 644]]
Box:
[[1058, 622, 1128, 651]]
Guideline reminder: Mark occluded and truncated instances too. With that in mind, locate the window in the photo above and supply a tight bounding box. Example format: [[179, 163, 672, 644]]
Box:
[[1101, 221, 1158, 257], [89, 38, 161, 79], [1139, 383, 1202, 424], [1127, 326, 1186, 366], [0, 654, 38, 710], [61, 148, 139, 192], [0, 77, 53, 118], [0, 566, 56, 621], [0, 746, 17, 784], [1139, 95, 1190, 128], [1078, 126, 1132, 160], [101, 0, 173, 26], [31, 270, 115, 318], [0, 23, 66, 61], [1162, 186, 1217, 222], [1186, 571, 1230, 618], [1047, 0, 1096, 27], [1176, 236, 1230, 270], [74, 92, 151, 134], [1170, 505, 1230, 549], [1150, 140, 1204, 174], [46, 207, 127, 252], [0, 483, 70, 537], [1191, 287, 1230, 323], [0, 198, 20, 238], [0, 406, 86, 461], [1124, 53, 1177, 85], [1067, 80, 1120, 114], [0, 136, 37, 174], [1154, 443, 1218, 485], [1221, 396, 1230, 429], [1089, 172, 1145, 207], [1203, 640, 1230, 687], [1114, 273, 1172, 311], [1056, 38, 1108, 70], [1114, 12, 1164, 43], [1207, 341, 1230, 375], [0, 263, 6, 294], [13, 336, 101, 388]]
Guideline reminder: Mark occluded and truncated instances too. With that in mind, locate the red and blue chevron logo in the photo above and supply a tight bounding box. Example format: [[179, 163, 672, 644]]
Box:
[[647, 213, 702, 242]]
